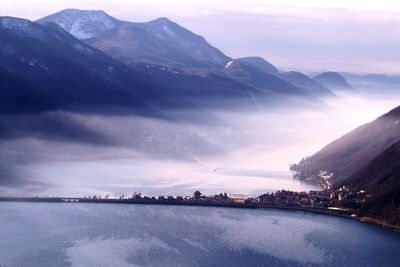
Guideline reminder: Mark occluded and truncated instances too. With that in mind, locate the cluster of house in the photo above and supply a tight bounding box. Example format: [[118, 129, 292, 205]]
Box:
[[83, 186, 369, 215], [256, 186, 368, 209], [91, 186, 368, 210]]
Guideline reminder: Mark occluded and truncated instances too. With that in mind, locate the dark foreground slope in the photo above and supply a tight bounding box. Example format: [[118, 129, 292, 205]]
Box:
[[292, 105, 400, 225], [291, 105, 400, 187], [345, 141, 400, 224]]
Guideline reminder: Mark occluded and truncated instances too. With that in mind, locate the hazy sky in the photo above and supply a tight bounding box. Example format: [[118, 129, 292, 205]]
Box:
[[1, 0, 400, 73]]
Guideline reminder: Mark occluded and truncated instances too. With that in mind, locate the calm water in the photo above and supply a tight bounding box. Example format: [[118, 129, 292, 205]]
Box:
[[0, 203, 399, 267]]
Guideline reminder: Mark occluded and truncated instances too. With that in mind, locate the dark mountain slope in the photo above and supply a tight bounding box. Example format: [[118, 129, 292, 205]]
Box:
[[0, 16, 154, 112], [0, 66, 59, 113], [291, 105, 400, 188], [344, 141, 400, 224], [346, 141, 400, 193]]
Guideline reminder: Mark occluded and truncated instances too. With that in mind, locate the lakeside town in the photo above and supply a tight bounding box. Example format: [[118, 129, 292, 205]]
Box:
[[1, 187, 398, 231]]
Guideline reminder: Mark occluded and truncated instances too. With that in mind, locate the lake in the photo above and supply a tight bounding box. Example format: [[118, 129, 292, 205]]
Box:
[[0, 202, 399, 267]]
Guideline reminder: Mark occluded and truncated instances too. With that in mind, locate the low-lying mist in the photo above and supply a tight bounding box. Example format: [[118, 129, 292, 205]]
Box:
[[1, 91, 399, 197]]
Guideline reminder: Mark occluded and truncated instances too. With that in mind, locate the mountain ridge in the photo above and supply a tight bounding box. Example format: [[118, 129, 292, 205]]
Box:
[[1, 16, 273, 115], [313, 71, 353, 91], [38, 9, 230, 68]]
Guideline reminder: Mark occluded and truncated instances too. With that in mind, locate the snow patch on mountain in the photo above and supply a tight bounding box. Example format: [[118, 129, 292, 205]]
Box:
[[162, 25, 176, 39], [225, 60, 234, 69], [73, 43, 95, 54], [39, 9, 117, 39], [0, 17, 47, 40]]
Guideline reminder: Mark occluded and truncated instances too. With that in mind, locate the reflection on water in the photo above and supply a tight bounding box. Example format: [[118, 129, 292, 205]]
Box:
[[0, 202, 399, 266]]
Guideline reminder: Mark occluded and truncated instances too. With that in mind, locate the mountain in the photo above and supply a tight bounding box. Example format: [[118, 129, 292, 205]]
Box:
[[38, 9, 231, 68], [134, 17, 230, 67], [38, 9, 329, 101], [234, 57, 278, 73], [277, 71, 336, 97], [1, 16, 270, 113], [291, 105, 400, 224], [85, 22, 201, 68], [224, 59, 311, 96], [37, 9, 118, 39], [341, 72, 400, 92], [346, 140, 400, 199], [313, 72, 353, 91], [0, 16, 153, 113], [290, 105, 400, 188], [344, 141, 400, 224]]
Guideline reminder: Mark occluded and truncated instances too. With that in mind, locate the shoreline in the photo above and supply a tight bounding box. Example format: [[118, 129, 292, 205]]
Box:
[[1, 196, 399, 232]]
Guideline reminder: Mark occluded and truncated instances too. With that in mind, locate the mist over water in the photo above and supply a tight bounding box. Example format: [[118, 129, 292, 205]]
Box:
[[1, 91, 400, 197]]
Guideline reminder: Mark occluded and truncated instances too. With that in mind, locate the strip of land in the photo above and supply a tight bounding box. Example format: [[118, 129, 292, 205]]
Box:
[[1, 188, 399, 232]]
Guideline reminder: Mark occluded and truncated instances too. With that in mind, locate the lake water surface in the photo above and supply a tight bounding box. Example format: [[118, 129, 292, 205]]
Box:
[[0, 202, 399, 267]]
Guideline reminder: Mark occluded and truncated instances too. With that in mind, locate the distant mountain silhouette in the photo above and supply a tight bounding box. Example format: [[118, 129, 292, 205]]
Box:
[[39, 9, 230, 68], [234, 57, 278, 73], [342, 72, 400, 92], [224, 58, 312, 97], [277, 71, 336, 97], [313, 72, 353, 91]]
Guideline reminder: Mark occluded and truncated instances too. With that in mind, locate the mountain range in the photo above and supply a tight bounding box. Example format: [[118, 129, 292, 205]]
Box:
[[2, 9, 350, 115], [1, 16, 283, 115], [36, 9, 340, 100], [38, 9, 230, 69], [342, 72, 400, 92]]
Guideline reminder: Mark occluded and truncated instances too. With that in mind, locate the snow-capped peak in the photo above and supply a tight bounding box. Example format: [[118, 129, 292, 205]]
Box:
[[38, 9, 118, 39]]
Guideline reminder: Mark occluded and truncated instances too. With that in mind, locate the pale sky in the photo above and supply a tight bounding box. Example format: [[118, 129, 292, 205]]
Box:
[[1, 0, 400, 73]]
